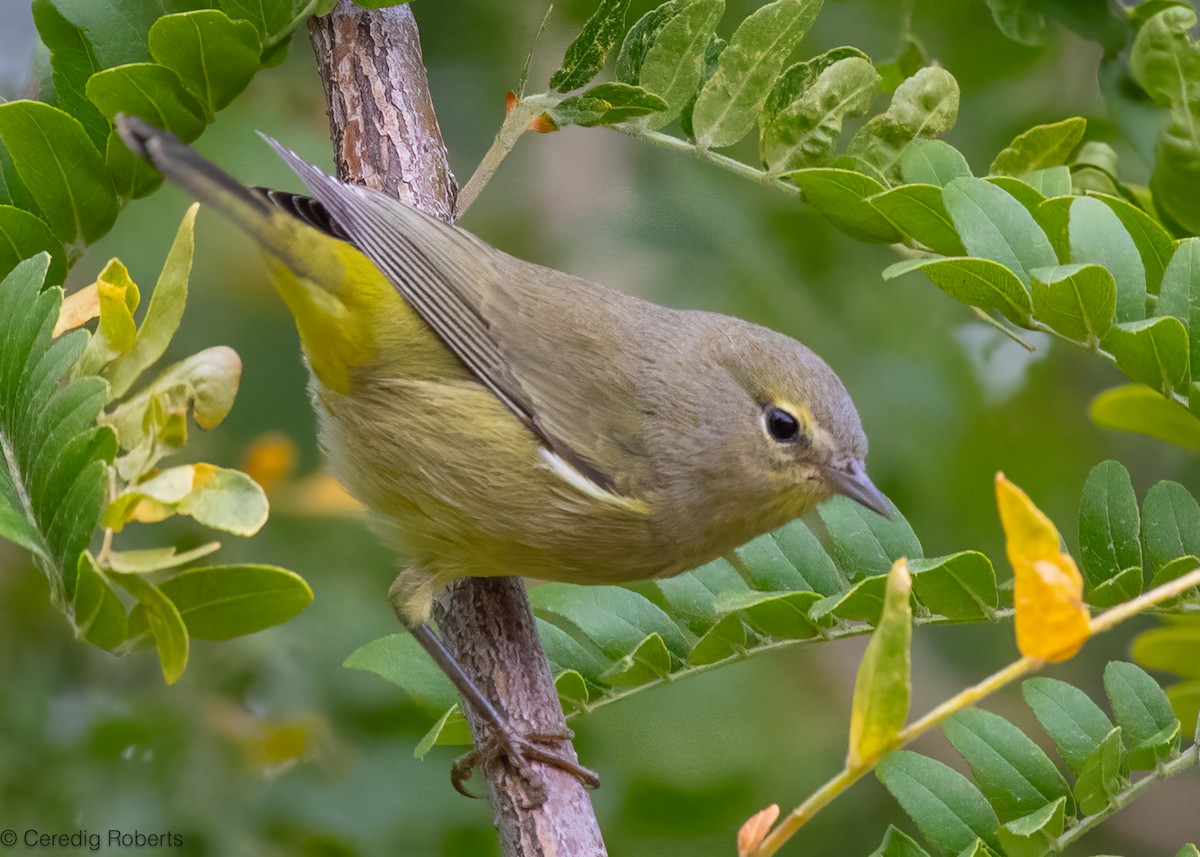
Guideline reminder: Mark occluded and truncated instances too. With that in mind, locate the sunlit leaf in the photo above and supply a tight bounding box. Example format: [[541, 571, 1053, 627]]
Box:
[[1090, 384, 1200, 450], [691, 0, 823, 148], [995, 473, 1090, 662], [989, 117, 1086, 176], [847, 560, 912, 768], [550, 0, 632, 92]]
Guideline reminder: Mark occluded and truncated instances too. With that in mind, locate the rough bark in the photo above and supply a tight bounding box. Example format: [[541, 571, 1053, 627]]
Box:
[[307, 4, 606, 855]]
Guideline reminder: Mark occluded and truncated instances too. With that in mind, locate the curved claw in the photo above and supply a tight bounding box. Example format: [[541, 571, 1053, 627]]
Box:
[[449, 729, 599, 807]]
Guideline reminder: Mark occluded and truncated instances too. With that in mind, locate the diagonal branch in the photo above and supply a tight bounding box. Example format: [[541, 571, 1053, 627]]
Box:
[[306, 4, 605, 854]]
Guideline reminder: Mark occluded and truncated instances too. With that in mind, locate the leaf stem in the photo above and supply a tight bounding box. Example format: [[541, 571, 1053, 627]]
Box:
[[1053, 745, 1199, 850], [267, 0, 325, 50], [457, 94, 557, 217], [751, 567, 1200, 857], [610, 126, 804, 196]]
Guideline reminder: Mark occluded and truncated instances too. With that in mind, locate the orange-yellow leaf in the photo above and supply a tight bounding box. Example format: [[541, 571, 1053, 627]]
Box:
[[737, 804, 779, 857], [995, 473, 1090, 662], [529, 113, 559, 133], [54, 283, 100, 336]]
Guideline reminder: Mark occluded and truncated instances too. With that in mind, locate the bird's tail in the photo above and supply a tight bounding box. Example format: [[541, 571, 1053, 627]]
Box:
[[115, 114, 295, 261]]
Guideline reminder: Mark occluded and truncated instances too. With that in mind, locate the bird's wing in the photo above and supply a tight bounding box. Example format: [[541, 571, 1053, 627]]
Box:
[[265, 138, 654, 504]]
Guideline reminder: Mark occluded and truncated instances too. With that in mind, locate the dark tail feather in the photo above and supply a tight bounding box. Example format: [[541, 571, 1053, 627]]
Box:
[[115, 114, 274, 235]]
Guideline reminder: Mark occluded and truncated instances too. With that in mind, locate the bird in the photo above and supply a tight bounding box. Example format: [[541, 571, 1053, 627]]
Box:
[[115, 113, 889, 796]]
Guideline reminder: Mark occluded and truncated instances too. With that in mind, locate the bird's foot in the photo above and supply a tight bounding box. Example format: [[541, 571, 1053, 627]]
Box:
[[451, 726, 600, 808]]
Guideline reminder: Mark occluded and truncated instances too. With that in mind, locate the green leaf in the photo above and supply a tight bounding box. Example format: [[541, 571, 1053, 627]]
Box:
[[616, 0, 686, 84], [1090, 383, 1200, 450], [734, 519, 843, 595], [1024, 166, 1071, 197], [109, 570, 189, 684], [1088, 193, 1174, 297], [716, 590, 823, 639], [847, 66, 960, 181], [635, 0, 725, 130], [759, 47, 871, 131], [1086, 565, 1144, 608], [813, 495, 919, 581], [1177, 846, 1200, 857], [868, 183, 966, 256], [686, 612, 747, 665], [691, 0, 823, 148], [908, 551, 997, 620], [1029, 263, 1115, 344], [104, 541, 221, 573], [343, 633, 457, 715], [995, 798, 1066, 857], [0, 255, 116, 604], [900, 139, 973, 187], [786, 168, 902, 243], [30, 0, 109, 150], [105, 204, 197, 399], [73, 552, 127, 651], [1104, 660, 1181, 769], [599, 632, 672, 685], [1022, 676, 1115, 775], [1067, 196, 1148, 323], [148, 11, 263, 119], [86, 63, 208, 143], [1130, 6, 1200, 235], [1148, 555, 1200, 595], [985, 0, 1047, 45], [647, 557, 747, 633], [0, 101, 118, 249], [883, 256, 1033, 326], [942, 708, 1074, 821], [943, 177, 1057, 288], [43, 0, 168, 65], [869, 826, 932, 857], [221, 0, 306, 42], [1102, 316, 1190, 396], [1142, 480, 1200, 574], [984, 176, 1045, 219], [1073, 726, 1125, 815], [550, 0, 632, 92], [0, 206, 67, 285], [529, 584, 690, 662], [104, 346, 242, 480], [549, 82, 668, 127], [127, 564, 311, 642], [847, 561, 912, 767], [989, 117, 1087, 176], [876, 751, 1001, 854], [1089, 192, 1171, 295], [104, 464, 269, 536], [1132, 623, 1200, 679], [761, 57, 880, 172], [1158, 238, 1200, 381]]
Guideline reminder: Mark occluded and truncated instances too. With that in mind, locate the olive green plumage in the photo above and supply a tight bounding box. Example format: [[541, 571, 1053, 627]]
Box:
[[116, 115, 887, 626]]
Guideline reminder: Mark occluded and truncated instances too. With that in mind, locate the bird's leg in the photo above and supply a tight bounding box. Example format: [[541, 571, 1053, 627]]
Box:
[[394, 594, 600, 801]]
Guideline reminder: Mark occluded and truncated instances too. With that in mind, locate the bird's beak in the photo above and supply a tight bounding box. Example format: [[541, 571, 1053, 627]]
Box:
[[822, 460, 891, 518]]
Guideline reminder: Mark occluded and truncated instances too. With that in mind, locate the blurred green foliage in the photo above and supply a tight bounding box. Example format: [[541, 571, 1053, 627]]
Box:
[[4, 0, 1200, 854]]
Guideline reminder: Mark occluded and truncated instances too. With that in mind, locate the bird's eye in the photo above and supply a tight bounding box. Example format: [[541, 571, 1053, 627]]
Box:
[[764, 407, 801, 443]]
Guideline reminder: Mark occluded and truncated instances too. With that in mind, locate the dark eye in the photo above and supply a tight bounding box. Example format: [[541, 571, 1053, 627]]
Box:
[[764, 407, 801, 442]]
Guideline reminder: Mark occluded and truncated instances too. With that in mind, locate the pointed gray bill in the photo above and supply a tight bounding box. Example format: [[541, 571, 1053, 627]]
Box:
[[823, 460, 891, 518]]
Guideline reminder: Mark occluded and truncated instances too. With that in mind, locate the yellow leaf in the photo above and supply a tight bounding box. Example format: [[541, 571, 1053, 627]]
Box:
[[995, 473, 1090, 662], [737, 804, 779, 857], [54, 283, 100, 336], [847, 559, 913, 768]]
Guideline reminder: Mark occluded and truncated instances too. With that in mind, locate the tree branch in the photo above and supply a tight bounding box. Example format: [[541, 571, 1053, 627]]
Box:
[[307, 4, 606, 854]]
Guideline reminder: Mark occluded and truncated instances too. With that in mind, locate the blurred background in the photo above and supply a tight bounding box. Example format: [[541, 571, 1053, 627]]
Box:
[[2, 0, 1198, 854]]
